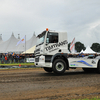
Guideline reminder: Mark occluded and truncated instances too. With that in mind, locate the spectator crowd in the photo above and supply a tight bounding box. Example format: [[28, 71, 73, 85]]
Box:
[[0, 53, 34, 64], [0, 52, 100, 64]]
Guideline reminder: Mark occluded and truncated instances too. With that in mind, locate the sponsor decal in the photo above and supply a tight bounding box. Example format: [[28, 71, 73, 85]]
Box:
[[45, 40, 68, 51], [49, 48, 59, 52], [70, 64, 78, 66], [91, 60, 96, 64], [77, 60, 93, 67]]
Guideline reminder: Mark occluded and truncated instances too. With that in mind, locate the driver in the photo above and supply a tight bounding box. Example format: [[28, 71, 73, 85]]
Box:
[[53, 36, 58, 43]]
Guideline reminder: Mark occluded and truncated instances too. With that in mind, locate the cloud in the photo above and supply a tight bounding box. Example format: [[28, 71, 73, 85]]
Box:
[[0, 0, 100, 47]]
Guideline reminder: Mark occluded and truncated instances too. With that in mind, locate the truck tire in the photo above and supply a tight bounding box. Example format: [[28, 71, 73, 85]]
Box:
[[52, 59, 66, 74], [82, 68, 96, 73], [82, 68, 89, 72], [97, 60, 100, 73], [43, 67, 53, 73]]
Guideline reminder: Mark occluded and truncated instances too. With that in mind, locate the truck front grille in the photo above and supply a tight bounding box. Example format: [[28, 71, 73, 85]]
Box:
[[35, 48, 40, 52], [35, 57, 39, 62], [34, 48, 40, 55]]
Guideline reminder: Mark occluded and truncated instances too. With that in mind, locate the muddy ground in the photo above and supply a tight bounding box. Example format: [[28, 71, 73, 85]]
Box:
[[0, 68, 100, 100]]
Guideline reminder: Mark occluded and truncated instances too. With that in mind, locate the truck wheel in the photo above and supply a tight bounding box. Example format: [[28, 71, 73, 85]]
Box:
[[43, 67, 53, 73], [53, 59, 66, 74], [82, 68, 89, 72], [82, 68, 96, 73], [97, 61, 100, 73]]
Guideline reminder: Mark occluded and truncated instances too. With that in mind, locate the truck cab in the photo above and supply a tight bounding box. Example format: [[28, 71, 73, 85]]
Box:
[[35, 28, 69, 74]]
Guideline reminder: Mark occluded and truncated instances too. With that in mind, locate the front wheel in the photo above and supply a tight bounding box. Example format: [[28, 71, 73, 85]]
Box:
[[52, 59, 67, 75]]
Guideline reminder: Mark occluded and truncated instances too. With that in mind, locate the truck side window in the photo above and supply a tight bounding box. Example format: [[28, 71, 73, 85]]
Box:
[[46, 32, 58, 43]]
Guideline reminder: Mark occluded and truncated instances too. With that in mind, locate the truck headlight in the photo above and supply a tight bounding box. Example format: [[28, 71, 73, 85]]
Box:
[[40, 58, 44, 60], [39, 56, 45, 61]]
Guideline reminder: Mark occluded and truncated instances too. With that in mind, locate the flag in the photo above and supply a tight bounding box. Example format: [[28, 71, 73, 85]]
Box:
[[16, 36, 25, 46], [70, 38, 75, 53]]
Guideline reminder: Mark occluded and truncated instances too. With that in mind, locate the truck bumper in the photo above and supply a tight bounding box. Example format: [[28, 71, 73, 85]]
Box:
[[35, 55, 52, 68]]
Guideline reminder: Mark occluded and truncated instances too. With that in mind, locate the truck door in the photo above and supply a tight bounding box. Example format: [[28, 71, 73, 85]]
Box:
[[45, 32, 59, 55]]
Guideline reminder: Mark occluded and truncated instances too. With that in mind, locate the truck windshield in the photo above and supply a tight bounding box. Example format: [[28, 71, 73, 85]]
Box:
[[36, 31, 46, 46], [37, 35, 45, 46]]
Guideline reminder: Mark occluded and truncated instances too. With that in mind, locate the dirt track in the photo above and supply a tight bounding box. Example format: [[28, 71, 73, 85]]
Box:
[[0, 68, 100, 100]]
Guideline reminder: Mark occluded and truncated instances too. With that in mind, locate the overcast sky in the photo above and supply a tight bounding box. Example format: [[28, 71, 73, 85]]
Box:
[[0, 0, 100, 47]]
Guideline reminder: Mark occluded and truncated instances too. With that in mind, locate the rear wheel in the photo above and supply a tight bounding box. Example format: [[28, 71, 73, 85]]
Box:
[[43, 67, 53, 73], [82, 68, 90, 72], [52, 59, 67, 75], [82, 68, 96, 73], [97, 61, 100, 73]]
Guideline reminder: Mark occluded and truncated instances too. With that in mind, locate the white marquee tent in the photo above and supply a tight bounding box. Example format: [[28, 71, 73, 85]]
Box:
[[80, 46, 96, 53], [0, 33, 19, 53], [22, 45, 36, 54], [0, 35, 3, 44], [0, 33, 37, 53], [26, 34, 37, 50]]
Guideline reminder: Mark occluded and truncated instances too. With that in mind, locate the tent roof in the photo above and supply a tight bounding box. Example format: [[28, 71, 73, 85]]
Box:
[[80, 49, 84, 53], [0, 34, 3, 44], [26, 33, 37, 50], [0, 33, 19, 53], [22, 45, 36, 54], [82, 46, 96, 53], [0, 33, 37, 53]]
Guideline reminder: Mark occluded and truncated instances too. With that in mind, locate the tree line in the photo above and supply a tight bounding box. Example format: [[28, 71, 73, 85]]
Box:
[[68, 42, 100, 52]]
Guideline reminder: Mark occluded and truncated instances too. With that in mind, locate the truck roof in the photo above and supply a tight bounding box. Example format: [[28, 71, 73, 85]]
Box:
[[37, 30, 67, 38]]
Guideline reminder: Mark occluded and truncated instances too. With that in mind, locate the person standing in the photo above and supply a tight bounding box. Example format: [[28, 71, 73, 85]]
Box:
[[1, 54, 5, 64], [5, 55, 7, 64]]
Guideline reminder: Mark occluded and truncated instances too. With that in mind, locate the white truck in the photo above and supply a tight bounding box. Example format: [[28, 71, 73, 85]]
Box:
[[34, 28, 100, 74]]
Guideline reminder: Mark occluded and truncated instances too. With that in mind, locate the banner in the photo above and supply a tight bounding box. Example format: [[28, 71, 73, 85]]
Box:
[[26, 58, 34, 63]]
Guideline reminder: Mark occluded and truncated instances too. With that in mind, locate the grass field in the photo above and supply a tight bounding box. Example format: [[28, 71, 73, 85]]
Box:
[[0, 63, 34, 66]]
